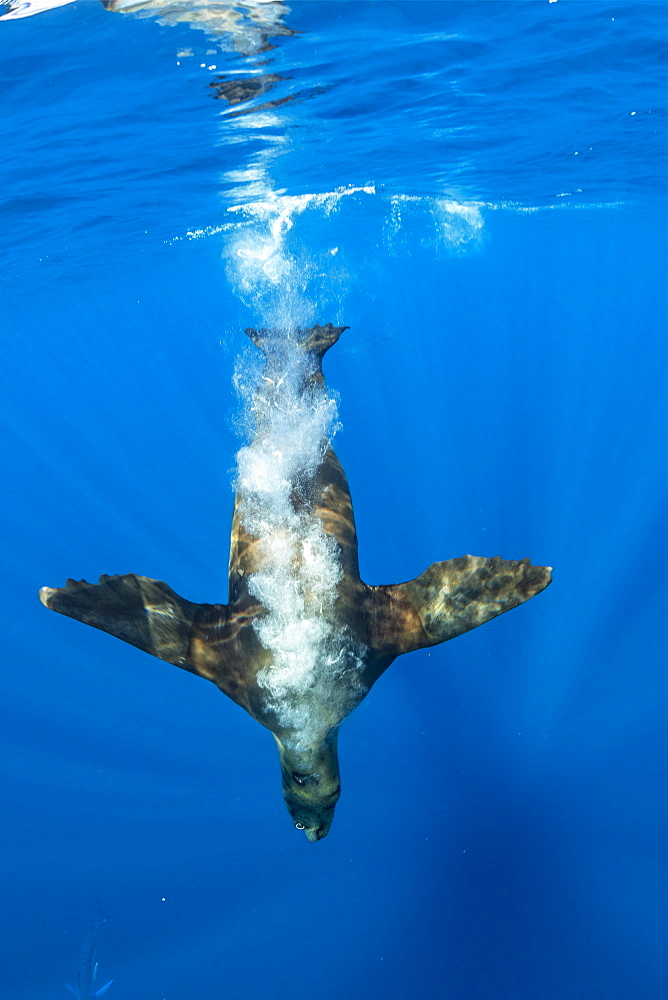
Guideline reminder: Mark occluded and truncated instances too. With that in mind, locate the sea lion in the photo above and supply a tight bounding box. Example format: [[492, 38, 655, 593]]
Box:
[[40, 324, 551, 841]]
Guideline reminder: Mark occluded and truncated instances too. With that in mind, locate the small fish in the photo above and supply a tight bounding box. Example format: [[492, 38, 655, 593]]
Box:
[[66, 907, 113, 1000]]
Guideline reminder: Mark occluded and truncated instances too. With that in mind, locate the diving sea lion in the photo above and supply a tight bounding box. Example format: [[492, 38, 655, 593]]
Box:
[[40, 324, 551, 841]]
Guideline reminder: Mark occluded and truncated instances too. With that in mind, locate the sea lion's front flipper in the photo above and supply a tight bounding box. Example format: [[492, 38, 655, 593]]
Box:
[[367, 555, 552, 658], [39, 574, 222, 678]]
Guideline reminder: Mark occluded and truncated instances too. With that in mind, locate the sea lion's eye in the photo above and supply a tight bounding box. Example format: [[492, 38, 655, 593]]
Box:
[[295, 822, 305, 830], [292, 771, 311, 785]]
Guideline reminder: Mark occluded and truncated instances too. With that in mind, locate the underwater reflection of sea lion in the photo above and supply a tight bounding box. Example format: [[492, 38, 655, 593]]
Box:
[[40, 325, 551, 842], [102, 0, 295, 56]]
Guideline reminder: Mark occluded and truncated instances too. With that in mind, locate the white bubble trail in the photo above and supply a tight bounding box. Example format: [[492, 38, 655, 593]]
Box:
[[225, 189, 374, 741]]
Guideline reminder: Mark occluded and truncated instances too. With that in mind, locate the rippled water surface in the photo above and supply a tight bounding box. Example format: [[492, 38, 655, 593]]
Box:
[[3, 0, 668, 274], [1, 3, 667, 1000]]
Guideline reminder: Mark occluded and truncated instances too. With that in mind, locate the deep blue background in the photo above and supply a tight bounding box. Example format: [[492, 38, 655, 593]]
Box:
[[1, 3, 666, 999]]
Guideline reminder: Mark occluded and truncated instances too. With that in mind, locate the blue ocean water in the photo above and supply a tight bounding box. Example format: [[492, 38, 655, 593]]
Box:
[[1, 2, 667, 999]]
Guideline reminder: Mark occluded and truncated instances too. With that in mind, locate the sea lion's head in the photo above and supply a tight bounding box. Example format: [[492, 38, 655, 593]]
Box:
[[274, 730, 341, 842]]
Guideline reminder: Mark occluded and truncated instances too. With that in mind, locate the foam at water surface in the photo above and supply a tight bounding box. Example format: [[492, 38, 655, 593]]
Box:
[[224, 184, 375, 328]]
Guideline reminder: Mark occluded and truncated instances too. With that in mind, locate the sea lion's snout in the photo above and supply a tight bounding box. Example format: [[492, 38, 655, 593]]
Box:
[[295, 815, 333, 842], [300, 825, 324, 843], [290, 796, 337, 842]]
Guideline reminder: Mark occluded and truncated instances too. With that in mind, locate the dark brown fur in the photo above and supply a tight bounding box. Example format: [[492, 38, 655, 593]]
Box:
[[40, 323, 551, 840]]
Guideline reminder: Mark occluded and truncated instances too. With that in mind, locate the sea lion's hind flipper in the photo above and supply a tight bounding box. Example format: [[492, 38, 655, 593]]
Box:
[[368, 555, 552, 657], [246, 323, 348, 362], [297, 323, 349, 360], [39, 573, 222, 678]]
